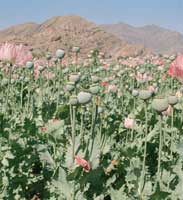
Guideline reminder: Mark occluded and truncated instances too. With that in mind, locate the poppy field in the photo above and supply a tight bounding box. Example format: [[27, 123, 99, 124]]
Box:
[[1, 43, 183, 199]]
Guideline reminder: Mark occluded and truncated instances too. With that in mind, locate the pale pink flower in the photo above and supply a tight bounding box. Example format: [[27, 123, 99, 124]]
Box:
[[176, 90, 182, 98], [163, 105, 173, 116], [168, 54, 183, 82], [136, 72, 143, 81], [129, 73, 134, 77], [108, 76, 115, 81], [148, 86, 157, 93], [107, 84, 118, 93], [124, 118, 135, 129], [75, 155, 90, 172], [0, 42, 32, 66], [34, 69, 40, 80], [158, 65, 164, 71], [12, 73, 18, 79], [44, 71, 54, 80]]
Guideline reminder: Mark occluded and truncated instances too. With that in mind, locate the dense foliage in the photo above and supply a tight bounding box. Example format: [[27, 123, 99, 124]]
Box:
[[0, 50, 183, 200]]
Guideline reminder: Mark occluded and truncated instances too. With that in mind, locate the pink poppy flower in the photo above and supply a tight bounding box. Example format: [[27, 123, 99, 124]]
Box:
[[45, 72, 54, 80], [40, 127, 48, 133], [12, 73, 18, 79], [52, 118, 60, 123], [0, 42, 32, 66], [124, 118, 135, 129], [168, 54, 183, 82], [107, 85, 117, 93], [136, 72, 143, 81], [176, 90, 182, 98], [101, 81, 108, 87], [75, 155, 90, 172], [163, 105, 173, 116], [34, 69, 40, 80]]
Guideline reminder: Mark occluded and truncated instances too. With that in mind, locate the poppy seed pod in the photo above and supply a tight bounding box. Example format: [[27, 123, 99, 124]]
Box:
[[11, 79, 15, 84], [139, 90, 152, 100], [26, 61, 34, 69], [89, 84, 99, 95], [140, 68, 145, 74], [63, 68, 69, 75], [24, 77, 30, 83], [72, 46, 80, 53], [152, 98, 169, 112], [69, 73, 81, 84], [168, 95, 178, 105], [38, 65, 45, 72], [1, 78, 8, 86], [91, 75, 100, 83], [132, 89, 139, 97], [56, 49, 65, 59], [98, 106, 103, 114], [65, 82, 75, 92], [69, 96, 78, 106], [46, 54, 52, 60], [77, 92, 92, 105]]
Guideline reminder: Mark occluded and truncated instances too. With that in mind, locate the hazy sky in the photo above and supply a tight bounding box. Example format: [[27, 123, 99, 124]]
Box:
[[0, 0, 183, 32]]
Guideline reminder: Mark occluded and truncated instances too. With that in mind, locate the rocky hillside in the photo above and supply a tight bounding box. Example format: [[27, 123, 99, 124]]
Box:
[[0, 16, 148, 58], [101, 23, 183, 54]]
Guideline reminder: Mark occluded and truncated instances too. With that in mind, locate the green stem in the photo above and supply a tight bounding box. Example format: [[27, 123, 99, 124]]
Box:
[[140, 102, 148, 194], [170, 107, 174, 158], [5, 65, 12, 114], [72, 106, 76, 163], [80, 106, 85, 144], [157, 114, 163, 182], [89, 98, 98, 157]]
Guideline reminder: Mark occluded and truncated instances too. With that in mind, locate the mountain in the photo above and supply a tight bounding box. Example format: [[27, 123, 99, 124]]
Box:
[[101, 23, 183, 54], [0, 16, 149, 58]]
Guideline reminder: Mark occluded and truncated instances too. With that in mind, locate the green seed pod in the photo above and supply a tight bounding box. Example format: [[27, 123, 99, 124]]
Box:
[[63, 68, 69, 75], [98, 106, 103, 114], [72, 46, 80, 53], [46, 54, 52, 60], [91, 75, 99, 83], [26, 61, 34, 69], [152, 98, 169, 112], [168, 95, 178, 105], [140, 68, 145, 74], [11, 79, 15, 84], [1, 78, 8, 86], [24, 77, 30, 83], [132, 89, 139, 97], [69, 96, 78, 106], [69, 73, 80, 84], [65, 82, 75, 92], [77, 92, 92, 105], [56, 49, 65, 59], [38, 65, 45, 72], [89, 84, 99, 95], [139, 90, 152, 100]]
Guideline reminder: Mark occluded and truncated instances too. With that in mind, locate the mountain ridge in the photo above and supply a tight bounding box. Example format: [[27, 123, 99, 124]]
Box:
[[101, 22, 183, 54]]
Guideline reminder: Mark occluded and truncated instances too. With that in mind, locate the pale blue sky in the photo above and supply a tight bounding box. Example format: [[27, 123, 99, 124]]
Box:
[[0, 0, 183, 32]]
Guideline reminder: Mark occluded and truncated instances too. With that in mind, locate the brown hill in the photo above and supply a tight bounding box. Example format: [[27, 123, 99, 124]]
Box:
[[0, 16, 149, 58], [101, 23, 183, 54]]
